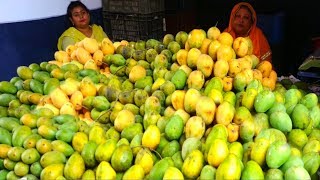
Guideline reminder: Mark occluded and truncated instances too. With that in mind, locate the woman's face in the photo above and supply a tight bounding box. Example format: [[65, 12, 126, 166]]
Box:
[[232, 7, 253, 36], [70, 6, 90, 28]]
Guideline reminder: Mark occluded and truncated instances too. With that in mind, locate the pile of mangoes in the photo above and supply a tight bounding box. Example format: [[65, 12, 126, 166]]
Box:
[[0, 26, 319, 180]]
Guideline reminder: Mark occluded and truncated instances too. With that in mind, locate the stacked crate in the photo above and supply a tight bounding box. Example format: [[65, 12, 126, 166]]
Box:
[[102, 0, 165, 42]]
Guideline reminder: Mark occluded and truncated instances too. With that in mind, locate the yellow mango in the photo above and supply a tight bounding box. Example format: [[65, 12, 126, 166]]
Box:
[[76, 47, 92, 65], [80, 77, 97, 98], [200, 38, 212, 54], [182, 149, 204, 179], [84, 59, 98, 70], [184, 88, 201, 114], [54, 50, 70, 63], [207, 26, 221, 40], [60, 102, 77, 116], [95, 161, 116, 180], [214, 59, 229, 78], [123, 164, 145, 180], [197, 54, 214, 78], [215, 101, 235, 126], [176, 49, 188, 66], [171, 90, 186, 110], [50, 87, 69, 109], [40, 163, 64, 180], [65, 44, 76, 56], [93, 49, 104, 66], [72, 132, 88, 153], [101, 38, 115, 55], [196, 96, 216, 125], [187, 70, 205, 90], [208, 40, 221, 61], [217, 44, 236, 62], [60, 78, 80, 96], [217, 32, 233, 46], [207, 139, 229, 167], [114, 109, 135, 132], [215, 154, 242, 180], [82, 37, 99, 54], [187, 48, 201, 69], [70, 90, 83, 111], [185, 116, 205, 139], [135, 148, 154, 174]]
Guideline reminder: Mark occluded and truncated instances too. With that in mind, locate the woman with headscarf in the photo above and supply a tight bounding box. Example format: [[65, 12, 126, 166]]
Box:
[[224, 2, 272, 62]]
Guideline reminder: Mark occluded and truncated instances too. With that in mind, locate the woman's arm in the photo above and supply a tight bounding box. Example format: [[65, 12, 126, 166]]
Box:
[[61, 36, 76, 51], [102, 30, 108, 38]]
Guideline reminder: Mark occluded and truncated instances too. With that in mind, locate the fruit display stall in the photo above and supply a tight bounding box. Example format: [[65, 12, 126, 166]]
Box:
[[0, 25, 320, 179], [1, 1, 320, 180]]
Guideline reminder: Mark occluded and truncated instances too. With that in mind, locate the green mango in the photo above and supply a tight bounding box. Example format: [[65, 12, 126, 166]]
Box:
[[161, 140, 180, 158], [215, 154, 242, 180], [146, 48, 158, 63], [265, 169, 284, 180], [32, 71, 51, 83], [199, 165, 216, 180], [146, 39, 160, 49], [254, 89, 275, 113], [64, 152, 85, 179], [172, 151, 184, 170], [280, 155, 304, 173], [43, 78, 60, 95], [204, 77, 223, 96], [81, 140, 98, 168], [135, 40, 146, 50], [269, 111, 292, 133], [171, 69, 187, 90], [0, 81, 17, 94], [132, 50, 146, 61], [149, 157, 174, 180], [29, 79, 44, 94], [165, 115, 184, 141], [291, 103, 310, 129], [135, 76, 153, 90], [111, 54, 126, 66], [60, 63, 79, 72], [0, 127, 12, 145], [92, 96, 110, 111], [284, 166, 311, 180], [302, 152, 320, 176], [266, 141, 291, 169], [121, 123, 143, 142], [0, 93, 17, 107], [40, 151, 66, 168], [111, 144, 133, 172], [0, 117, 20, 131], [241, 160, 264, 180], [12, 125, 32, 147]]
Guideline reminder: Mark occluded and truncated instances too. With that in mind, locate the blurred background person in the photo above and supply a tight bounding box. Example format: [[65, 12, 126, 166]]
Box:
[[224, 2, 272, 63]]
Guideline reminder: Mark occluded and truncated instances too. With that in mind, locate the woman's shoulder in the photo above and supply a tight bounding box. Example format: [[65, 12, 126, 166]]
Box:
[[92, 24, 103, 30], [61, 27, 78, 36], [91, 24, 107, 41], [253, 26, 265, 36]]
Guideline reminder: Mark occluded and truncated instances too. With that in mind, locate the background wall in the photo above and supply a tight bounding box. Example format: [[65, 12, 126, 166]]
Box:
[[0, 0, 103, 81], [0, 0, 102, 23]]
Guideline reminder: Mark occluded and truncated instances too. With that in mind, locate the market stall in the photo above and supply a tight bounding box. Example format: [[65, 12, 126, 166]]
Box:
[[0, 0, 319, 179]]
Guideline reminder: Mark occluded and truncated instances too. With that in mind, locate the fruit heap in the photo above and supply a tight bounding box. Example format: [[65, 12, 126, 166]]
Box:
[[0, 26, 319, 180]]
